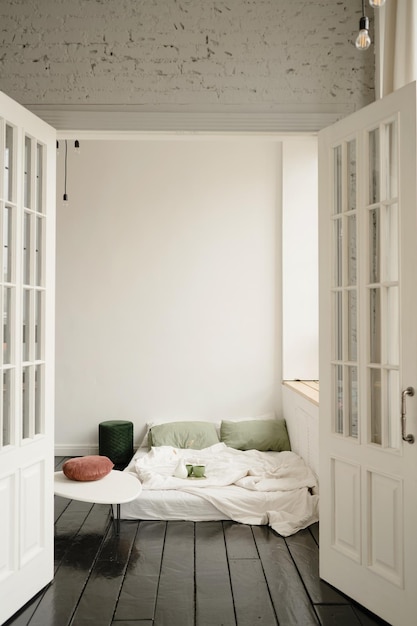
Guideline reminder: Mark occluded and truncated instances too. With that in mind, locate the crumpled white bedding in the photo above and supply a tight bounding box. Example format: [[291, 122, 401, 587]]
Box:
[[133, 442, 319, 536]]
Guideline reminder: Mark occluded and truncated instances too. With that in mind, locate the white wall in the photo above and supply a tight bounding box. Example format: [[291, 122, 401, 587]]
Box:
[[282, 137, 319, 380], [55, 138, 282, 453]]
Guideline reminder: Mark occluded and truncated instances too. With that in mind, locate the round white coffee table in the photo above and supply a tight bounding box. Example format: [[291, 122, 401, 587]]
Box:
[[54, 470, 142, 535]]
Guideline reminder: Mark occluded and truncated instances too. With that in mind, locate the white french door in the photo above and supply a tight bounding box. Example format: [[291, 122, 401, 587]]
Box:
[[319, 81, 417, 626], [0, 91, 55, 624]]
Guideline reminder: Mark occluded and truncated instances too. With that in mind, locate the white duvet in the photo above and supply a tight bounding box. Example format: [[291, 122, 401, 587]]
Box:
[[134, 442, 319, 536]]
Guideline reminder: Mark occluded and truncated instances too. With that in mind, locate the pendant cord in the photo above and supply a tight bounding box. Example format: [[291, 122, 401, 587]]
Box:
[[64, 139, 68, 197]]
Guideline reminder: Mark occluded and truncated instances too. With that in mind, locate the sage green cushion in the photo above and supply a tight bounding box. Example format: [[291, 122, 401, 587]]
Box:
[[149, 421, 220, 449], [220, 419, 291, 452]]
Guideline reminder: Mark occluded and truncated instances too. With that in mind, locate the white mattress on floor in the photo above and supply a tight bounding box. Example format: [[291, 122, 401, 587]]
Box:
[[120, 486, 230, 521], [120, 448, 230, 521], [119, 445, 319, 536]]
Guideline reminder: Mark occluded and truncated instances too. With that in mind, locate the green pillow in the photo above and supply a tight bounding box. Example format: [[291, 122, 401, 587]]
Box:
[[220, 419, 291, 452], [149, 421, 220, 449]]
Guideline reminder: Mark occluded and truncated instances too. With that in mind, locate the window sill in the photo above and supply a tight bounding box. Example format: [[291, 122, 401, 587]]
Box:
[[282, 380, 319, 406]]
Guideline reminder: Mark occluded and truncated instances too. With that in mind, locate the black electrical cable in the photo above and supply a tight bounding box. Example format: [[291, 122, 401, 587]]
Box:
[[63, 139, 68, 202]]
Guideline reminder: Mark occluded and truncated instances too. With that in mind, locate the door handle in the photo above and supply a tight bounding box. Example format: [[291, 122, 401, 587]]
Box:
[[401, 387, 415, 444]]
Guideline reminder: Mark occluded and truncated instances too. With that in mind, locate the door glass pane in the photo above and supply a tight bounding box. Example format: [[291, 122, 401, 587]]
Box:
[[22, 289, 30, 362], [348, 290, 357, 362], [347, 139, 356, 211], [347, 215, 357, 285], [385, 121, 398, 200], [2, 370, 11, 446], [384, 203, 398, 281], [370, 368, 382, 445], [334, 364, 343, 434], [348, 366, 358, 438], [36, 216, 43, 286], [36, 143, 43, 213], [0, 113, 50, 454], [23, 212, 31, 285], [22, 366, 30, 439], [369, 208, 380, 283], [370, 288, 381, 363], [334, 291, 343, 360], [388, 369, 400, 449], [334, 218, 343, 287], [24, 136, 31, 209], [3, 287, 11, 365], [333, 145, 342, 214], [35, 365, 42, 434], [35, 290, 42, 360], [386, 286, 399, 365], [5, 124, 13, 202], [369, 128, 380, 204], [3, 205, 12, 283]]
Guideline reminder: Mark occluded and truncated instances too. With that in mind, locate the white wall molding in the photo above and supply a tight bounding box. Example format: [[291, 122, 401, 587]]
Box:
[[28, 104, 353, 134], [282, 384, 319, 477], [55, 444, 99, 457]]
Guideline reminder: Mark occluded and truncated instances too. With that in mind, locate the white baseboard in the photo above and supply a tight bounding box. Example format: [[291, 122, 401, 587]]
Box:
[[55, 444, 99, 457]]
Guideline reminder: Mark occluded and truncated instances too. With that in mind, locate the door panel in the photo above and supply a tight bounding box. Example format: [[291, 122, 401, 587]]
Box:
[[0, 91, 55, 624], [20, 460, 45, 566], [319, 81, 417, 626], [367, 469, 403, 586], [0, 472, 15, 580], [331, 457, 361, 562]]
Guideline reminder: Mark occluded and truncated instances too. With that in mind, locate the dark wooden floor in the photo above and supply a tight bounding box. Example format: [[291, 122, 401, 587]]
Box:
[[4, 457, 390, 626]]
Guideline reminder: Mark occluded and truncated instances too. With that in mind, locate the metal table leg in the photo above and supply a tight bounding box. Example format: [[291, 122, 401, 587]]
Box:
[[116, 503, 120, 536], [111, 503, 121, 536]]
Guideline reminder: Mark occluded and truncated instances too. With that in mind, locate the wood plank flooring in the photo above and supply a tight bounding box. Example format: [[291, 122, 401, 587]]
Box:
[[4, 458, 391, 626]]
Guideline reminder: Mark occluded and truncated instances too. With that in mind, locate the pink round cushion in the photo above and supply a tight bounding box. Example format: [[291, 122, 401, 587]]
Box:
[[62, 455, 114, 481]]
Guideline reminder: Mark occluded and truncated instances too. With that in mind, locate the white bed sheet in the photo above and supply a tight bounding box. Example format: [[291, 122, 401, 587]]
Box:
[[121, 449, 229, 521], [120, 445, 319, 535]]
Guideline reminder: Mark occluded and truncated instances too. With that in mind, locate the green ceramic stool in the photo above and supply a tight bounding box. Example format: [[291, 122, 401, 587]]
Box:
[[99, 420, 134, 466]]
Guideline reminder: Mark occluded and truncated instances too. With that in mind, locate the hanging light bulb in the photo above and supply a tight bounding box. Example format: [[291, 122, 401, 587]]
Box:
[[369, 0, 386, 7], [355, 15, 371, 49]]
